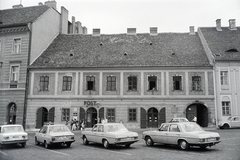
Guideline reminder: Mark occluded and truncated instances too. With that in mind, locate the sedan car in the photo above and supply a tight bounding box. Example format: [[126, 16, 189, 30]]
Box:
[[35, 124, 75, 148], [81, 123, 139, 148], [218, 116, 240, 129], [0, 124, 28, 148], [142, 122, 220, 150]]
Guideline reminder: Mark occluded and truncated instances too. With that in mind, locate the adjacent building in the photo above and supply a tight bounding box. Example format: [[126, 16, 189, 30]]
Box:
[[26, 27, 215, 129], [198, 19, 240, 124], [0, 1, 86, 127]]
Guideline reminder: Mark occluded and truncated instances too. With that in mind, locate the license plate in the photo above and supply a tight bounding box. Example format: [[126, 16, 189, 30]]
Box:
[[209, 138, 216, 141], [13, 136, 19, 138]]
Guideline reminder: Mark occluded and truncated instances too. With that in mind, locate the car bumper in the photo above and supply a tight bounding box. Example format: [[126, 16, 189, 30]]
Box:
[[1, 139, 28, 144], [114, 139, 139, 145], [49, 140, 75, 145], [191, 140, 221, 147]]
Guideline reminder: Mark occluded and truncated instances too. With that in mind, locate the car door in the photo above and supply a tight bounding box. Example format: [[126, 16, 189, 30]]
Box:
[[230, 117, 240, 128], [94, 125, 104, 143], [38, 126, 48, 143], [152, 124, 169, 144], [166, 124, 181, 145], [87, 124, 98, 142]]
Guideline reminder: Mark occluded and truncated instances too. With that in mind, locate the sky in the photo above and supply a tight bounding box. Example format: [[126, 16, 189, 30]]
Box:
[[1, 0, 240, 34]]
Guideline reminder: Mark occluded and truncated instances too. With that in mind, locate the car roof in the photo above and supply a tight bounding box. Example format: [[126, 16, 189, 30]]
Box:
[[96, 123, 123, 126], [0, 124, 23, 127], [162, 122, 194, 125]]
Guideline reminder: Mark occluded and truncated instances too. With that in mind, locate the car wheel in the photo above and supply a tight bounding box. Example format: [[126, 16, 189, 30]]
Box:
[[223, 124, 230, 129], [83, 136, 89, 145], [145, 136, 154, 146], [0, 143, 4, 149], [125, 144, 131, 148], [44, 141, 49, 149], [35, 137, 39, 145], [21, 143, 26, 148], [103, 139, 110, 148], [179, 140, 189, 150], [66, 143, 71, 147]]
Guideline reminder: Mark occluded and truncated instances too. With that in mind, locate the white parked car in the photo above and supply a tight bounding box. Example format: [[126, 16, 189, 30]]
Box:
[[0, 124, 28, 148], [218, 116, 240, 129], [81, 123, 139, 148], [35, 124, 75, 148], [142, 122, 221, 150]]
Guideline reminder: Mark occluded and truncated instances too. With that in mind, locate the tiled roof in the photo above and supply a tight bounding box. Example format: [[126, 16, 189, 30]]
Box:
[[0, 5, 49, 28], [30, 33, 211, 68], [199, 27, 240, 60]]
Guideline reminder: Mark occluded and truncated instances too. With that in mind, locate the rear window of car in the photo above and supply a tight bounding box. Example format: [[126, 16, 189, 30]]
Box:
[[2, 126, 23, 133], [49, 125, 70, 132]]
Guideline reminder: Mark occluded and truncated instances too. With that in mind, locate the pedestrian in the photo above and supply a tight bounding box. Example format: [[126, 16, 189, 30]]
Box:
[[192, 116, 197, 122]]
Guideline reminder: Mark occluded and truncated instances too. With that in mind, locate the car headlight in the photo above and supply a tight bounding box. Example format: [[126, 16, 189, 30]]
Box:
[[3, 136, 9, 140], [199, 138, 207, 142]]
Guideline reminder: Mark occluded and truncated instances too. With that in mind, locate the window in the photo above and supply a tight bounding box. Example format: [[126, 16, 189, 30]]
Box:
[[107, 109, 115, 122], [192, 76, 201, 91], [13, 38, 21, 54], [62, 76, 72, 91], [10, 65, 19, 82], [173, 76, 182, 90], [128, 76, 137, 91], [220, 71, 228, 85], [169, 124, 180, 132], [61, 108, 70, 121], [129, 108, 137, 122], [107, 76, 116, 91], [148, 76, 157, 90], [40, 76, 49, 91], [86, 76, 95, 91], [222, 102, 231, 116]]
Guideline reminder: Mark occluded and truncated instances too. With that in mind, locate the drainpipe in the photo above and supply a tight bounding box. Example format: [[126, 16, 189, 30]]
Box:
[[23, 22, 32, 129], [213, 66, 218, 129]]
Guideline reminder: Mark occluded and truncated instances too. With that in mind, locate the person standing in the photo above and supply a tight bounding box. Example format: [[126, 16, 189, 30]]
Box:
[[192, 116, 197, 123]]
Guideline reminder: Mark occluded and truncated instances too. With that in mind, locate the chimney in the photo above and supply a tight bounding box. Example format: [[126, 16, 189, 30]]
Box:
[[38, 2, 43, 6], [216, 19, 222, 31], [76, 21, 83, 34], [229, 19, 237, 30], [92, 29, 100, 36], [12, 4, 23, 8], [44, 0, 57, 10], [83, 27, 88, 34], [150, 27, 158, 36], [189, 26, 195, 35], [72, 16, 76, 34], [127, 28, 136, 35], [60, 6, 69, 34]]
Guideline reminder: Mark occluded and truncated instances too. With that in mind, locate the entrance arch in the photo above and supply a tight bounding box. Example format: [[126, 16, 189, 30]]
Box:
[[186, 103, 208, 127], [86, 107, 97, 127], [147, 107, 158, 128], [36, 107, 48, 128], [7, 103, 17, 124]]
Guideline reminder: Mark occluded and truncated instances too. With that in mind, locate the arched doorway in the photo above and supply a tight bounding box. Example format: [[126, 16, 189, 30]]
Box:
[[36, 107, 48, 128], [7, 103, 17, 124], [147, 107, 158, 128], [158, 107, 166, 127], [186, 103, 208, 127], [86, 107, 97, 127]]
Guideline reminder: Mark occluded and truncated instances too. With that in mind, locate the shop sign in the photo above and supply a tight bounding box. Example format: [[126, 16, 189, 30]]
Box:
[[84, 101, 97, 106]]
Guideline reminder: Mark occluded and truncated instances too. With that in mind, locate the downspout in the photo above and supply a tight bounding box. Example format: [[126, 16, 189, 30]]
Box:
[[23, 22, 32, 129]]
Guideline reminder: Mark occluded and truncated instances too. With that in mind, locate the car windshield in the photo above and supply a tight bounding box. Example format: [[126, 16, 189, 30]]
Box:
[[106, 124, 128, 132], [2, 126, 24, 133], [181, 123, 203, 132], [49, 125, 70, 133], [227, 117, 233, 121]]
